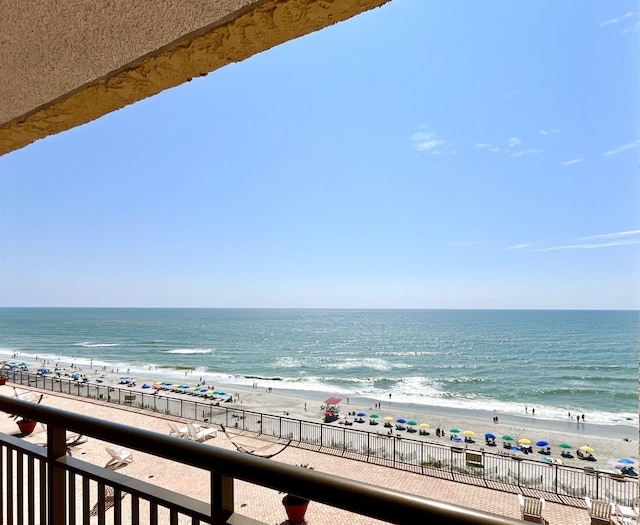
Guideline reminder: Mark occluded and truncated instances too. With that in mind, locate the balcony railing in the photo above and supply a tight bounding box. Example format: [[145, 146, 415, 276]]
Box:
[[5, 370, 638, 508], [0, 395, 526, 525]]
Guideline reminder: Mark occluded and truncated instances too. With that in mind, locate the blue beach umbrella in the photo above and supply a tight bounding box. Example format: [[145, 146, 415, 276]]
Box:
[[617, 458, 634, 465], [485, 433, 496, 439], [357, 412, 366, 417], [217, 392, 226, 396], [396, 418, 407, 424], [141, 383, 150, 388], [536, 441, 549, 447]]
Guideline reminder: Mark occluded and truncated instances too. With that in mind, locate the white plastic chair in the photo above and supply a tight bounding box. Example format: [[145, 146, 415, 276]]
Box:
[[105, 447, 133, 469], [168, 421, 189, 438], [187, 423, 216, 442]]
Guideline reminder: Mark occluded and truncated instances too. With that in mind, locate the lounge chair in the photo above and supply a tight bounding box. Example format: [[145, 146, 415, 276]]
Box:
[[585, 497, 613, 525], [105, 447, 133, 470], [168, 421, 189, 438], [187, 423, 217, 442], [518, 494, 545, 523]]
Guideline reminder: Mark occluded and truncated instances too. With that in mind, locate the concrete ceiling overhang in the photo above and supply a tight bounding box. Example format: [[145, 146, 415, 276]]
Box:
[[0, 0, 388, 157]]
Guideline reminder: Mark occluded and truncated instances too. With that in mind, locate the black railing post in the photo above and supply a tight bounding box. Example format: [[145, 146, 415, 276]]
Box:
[[47, 423, 67, 525], [210, 472, 234, 525]]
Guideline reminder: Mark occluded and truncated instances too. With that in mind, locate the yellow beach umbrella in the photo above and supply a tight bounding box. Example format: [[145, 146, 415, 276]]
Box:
[[463, 430, 475, 436], [419, 423, 430, 429], [154, 381, 162, 385], [383, 416, 394, 422], [519, 438, 532, 445], [579, 446, 595, 453]]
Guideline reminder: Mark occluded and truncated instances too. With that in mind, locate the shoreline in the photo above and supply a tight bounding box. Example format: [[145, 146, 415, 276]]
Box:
[[6, 354, 637, 473]]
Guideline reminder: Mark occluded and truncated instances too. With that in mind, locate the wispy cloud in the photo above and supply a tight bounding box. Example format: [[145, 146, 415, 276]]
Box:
[[600, 11, 634, 27], [539, 129, 559, 135], [604, 139, 640, 157], [474, 142, 499, 153], [507, 244, 531, 250], [578, 230, 640, 240], [534, 239, 640, 252], [561, 158, 583, 166], [410, 131, 446, 154], [601, 17, 621, 27], [534, 230, 640, 252], [601, 11, 639, 33], [507, 137, 521, 147], [510, 149, 542, 158]]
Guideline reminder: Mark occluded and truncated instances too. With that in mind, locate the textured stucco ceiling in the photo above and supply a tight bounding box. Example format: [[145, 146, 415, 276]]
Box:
[[0, 0, 388, 156]]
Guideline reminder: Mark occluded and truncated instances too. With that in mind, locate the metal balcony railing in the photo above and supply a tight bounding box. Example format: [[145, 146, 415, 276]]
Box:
[[0, 395, 525, 525], [5, 370, 638, 508]]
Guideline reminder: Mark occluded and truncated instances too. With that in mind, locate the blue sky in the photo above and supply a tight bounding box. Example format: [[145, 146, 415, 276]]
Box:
[[1, 0, 639, 309]]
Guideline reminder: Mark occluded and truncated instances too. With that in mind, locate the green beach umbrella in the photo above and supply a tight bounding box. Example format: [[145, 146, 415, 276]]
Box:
[[502, 435, 514, 441], [407, 421, 417, 426], [369, 414, 379, 418], [449, 428, 461, 434], [559, 443, 572, 449]]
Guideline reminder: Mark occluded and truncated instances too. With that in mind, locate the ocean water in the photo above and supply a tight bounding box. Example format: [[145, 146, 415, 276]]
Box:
[[0, 308, 637, 426]]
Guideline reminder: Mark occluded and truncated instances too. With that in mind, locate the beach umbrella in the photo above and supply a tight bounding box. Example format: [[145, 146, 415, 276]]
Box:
[[463, 430, 475, 436], [485, 433, 496, 439], [141, 383, 150, 388], [617, 458, 634, 465], [449, 428, 461, 434], [518, 438, 532, 445], [396, 418, 407, 424], [357, 412, 366, 417], [218, 392, 227, 396], [579, 446, 595, 453], [407, 421, 417, 426], [558, 443, 572, 449], [154, 381, 162, 385], [369, 414, 379, 419], [152, 384, 162, 389], [536, 441, 549, 447], [383, 416, 394, 422], [420, 423, 431, 429], [502, 435, 514, 441]]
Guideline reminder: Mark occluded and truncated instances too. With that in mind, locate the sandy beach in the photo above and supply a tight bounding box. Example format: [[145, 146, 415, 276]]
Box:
[[9, 354, 638, 472]]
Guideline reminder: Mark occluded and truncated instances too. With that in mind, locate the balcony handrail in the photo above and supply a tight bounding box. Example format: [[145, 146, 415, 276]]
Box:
[[0, 395, 523, 524]]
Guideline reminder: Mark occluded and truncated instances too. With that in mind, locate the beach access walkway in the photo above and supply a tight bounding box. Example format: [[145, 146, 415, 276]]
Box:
[[0, 387, 599, 525]]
